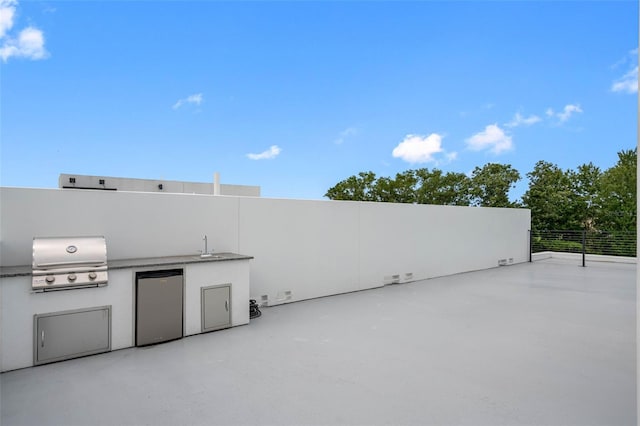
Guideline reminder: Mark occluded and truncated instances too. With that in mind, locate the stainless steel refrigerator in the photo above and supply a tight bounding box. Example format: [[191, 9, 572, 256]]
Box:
[[136, 269, 184, 346]]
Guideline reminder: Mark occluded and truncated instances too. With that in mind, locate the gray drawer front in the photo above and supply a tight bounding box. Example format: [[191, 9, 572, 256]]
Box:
[[34, 306, 111, 365]]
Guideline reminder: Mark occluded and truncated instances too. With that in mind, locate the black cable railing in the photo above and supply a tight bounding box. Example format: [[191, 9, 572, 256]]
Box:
[[530, 230, 636, 266]]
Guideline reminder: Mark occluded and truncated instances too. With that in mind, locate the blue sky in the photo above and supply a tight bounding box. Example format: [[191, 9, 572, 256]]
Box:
[[1, 1, 637, 200]]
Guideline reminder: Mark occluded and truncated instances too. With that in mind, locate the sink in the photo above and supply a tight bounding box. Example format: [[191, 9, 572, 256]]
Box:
[[196, 254, 224, 259]]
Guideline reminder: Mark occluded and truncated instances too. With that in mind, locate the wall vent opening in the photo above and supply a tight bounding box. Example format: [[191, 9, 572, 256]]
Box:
[[384, 275, 402, 285], [276, 290, 293, 302]]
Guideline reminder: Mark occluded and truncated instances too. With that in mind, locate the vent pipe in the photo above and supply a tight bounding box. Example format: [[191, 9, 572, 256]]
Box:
[[213, 172, 221, 195]]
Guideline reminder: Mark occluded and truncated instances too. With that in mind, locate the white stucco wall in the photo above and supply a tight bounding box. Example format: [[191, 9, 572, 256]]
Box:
[[239, 198, 531, 304], [0, 187, 531, 306], [238, 197, 362, 303], [0, 188, 240, 263]]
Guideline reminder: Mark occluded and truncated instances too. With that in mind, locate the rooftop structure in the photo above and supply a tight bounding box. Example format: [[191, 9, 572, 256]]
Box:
[[1, 258, 635, 425], [58, 173, 260, 197]]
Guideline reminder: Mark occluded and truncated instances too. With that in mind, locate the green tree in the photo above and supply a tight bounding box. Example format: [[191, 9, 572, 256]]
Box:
[[568, 162, 602, 229], [374, 170, 418, 203], [596, 149, 637, 231], [324, 171, 378, 201], [469, 163, 521, 207], [522, 161, 576, 230], [414, 168, 471, 206], [372, 176, 394, 202], [393, 170, 419, 203]]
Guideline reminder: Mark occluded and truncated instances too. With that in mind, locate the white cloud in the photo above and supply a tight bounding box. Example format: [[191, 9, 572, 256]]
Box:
[[0, 0, 48, 62], [544, 104, 584, 124], [0, 0, 16, 38], [556, 104, 583, 122], [247, 145, 281, 160], [611, 47, 638, 69], [445, 151, 458, 162], [611, 48, 637, 94], [173, 93, 203, 110], [505, 112, 541, 128], [334, 127, 358, 145], [0, 26, 47, 62], [612, 66, 638, 94], [465, 124, 513, 154], [392, 133, 444, 164]]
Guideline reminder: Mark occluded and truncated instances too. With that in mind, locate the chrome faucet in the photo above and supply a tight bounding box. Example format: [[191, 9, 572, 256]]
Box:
[[202, 235, 208, 254]]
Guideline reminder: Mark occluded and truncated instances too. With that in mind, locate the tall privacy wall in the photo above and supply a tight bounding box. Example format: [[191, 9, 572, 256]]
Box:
[[0, 188, 530, 304]]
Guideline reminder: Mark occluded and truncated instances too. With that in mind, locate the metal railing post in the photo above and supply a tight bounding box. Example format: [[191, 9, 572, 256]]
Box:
[[528, 230, 532, 262], [581, 230, 586, 267]]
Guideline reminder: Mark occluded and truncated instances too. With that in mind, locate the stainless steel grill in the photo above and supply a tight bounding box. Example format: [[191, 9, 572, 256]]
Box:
[[32, 236, 108, 292]]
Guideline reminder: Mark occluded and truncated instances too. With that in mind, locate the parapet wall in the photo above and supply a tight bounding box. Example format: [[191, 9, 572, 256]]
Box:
[[0, 187, 531, 304]]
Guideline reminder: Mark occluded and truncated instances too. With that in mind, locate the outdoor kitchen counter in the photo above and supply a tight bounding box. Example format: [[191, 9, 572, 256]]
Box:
[[0, 253, 252, 372], [108, 252, 253, 270], [0, 252, 253, 277], [0, 265, 31, 277]]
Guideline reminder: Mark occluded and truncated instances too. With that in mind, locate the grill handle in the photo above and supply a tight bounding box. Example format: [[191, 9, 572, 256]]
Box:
[[35, 260, 106, 268]]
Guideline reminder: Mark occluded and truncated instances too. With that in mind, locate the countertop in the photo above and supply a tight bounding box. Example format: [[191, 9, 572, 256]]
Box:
[[0, 252, 253, 278]]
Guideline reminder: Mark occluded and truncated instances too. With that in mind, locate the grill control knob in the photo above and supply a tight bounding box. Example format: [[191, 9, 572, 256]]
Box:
[[45, 276, 55, 284], [68, 274, 77, 282], [88, 272, 97, 280]]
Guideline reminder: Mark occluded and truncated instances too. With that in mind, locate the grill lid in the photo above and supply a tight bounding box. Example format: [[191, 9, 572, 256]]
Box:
[[32, 236, 108, 291], [33, 236, 107, 270]]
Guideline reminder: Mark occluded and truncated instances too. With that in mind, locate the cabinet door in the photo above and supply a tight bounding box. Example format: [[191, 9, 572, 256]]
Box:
[[201, 285, 231, 332], [34, 306, 111, 365]]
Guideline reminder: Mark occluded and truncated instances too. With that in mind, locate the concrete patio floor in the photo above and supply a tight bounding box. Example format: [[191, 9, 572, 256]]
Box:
[[1, 258, 636, 426]]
